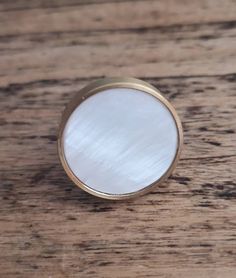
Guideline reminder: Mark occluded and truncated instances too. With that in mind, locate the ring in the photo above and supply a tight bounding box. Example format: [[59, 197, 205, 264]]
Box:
[[58, 77, 183, 200]]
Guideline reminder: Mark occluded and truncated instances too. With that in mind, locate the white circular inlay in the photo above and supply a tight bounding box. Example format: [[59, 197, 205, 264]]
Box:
[[62, 88, 178, 195]]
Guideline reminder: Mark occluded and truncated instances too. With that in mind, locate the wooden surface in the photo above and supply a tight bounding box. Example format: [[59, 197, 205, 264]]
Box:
[[0, 0, 236, 277]]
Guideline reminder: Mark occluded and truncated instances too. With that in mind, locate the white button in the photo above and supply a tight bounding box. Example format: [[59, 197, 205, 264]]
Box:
[[62, 86, 180, 196]]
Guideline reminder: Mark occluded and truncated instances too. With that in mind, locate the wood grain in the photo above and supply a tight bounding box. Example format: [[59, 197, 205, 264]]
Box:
[[0, 0, 236, 277]]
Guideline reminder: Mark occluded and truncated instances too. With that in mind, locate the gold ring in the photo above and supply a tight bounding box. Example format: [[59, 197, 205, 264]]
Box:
[[58, 77, 183, 200]]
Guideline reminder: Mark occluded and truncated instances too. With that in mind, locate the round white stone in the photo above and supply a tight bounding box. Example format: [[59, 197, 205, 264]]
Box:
[[63, 88, 178, 195]]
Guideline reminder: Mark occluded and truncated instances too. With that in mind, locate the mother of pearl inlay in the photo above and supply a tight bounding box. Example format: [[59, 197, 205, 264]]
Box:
[[62, 87, 179, 195]]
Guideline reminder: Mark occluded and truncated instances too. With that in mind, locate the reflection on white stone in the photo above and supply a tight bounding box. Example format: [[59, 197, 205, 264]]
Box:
[[63, 88, 178, 195]]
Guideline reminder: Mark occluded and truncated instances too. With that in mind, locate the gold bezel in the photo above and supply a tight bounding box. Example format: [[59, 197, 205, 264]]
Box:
[[58, 77, 183, 200]]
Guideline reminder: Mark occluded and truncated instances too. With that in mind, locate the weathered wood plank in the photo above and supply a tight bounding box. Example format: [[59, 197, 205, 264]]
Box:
[[0, 74, 236, 277], [1, 0, 236, 36], [0, 0, 236, 277], [1, 21, 236, 85]]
